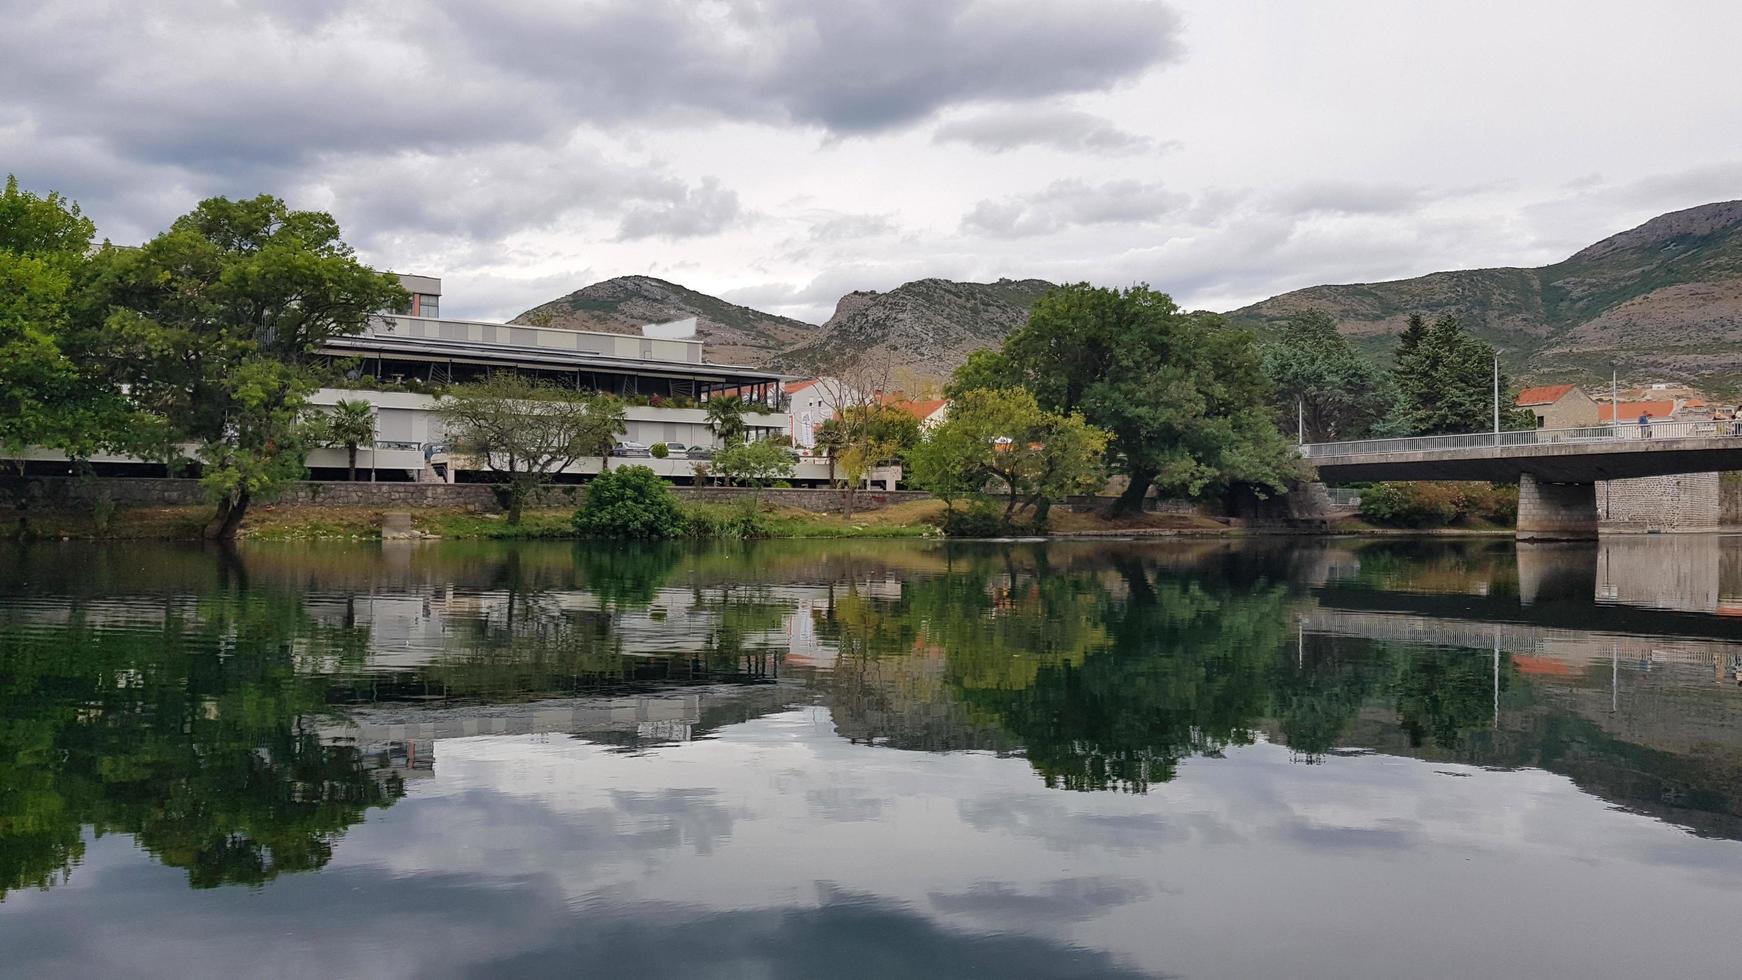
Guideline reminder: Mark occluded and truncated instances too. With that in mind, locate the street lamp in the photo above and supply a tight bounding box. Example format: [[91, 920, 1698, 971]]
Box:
[[1492, 350, 1503, 446]]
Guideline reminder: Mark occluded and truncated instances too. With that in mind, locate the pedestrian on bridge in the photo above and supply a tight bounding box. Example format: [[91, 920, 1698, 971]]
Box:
[[1638, 411, 1652, 438]]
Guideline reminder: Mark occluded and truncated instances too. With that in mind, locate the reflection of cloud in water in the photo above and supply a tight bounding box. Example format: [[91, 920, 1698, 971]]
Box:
[[929, 876, 1159, 920], [1, 847, 1157, 980]]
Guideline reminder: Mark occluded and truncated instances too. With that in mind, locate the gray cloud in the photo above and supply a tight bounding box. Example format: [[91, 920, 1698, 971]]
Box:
[[617, 177, 744, 241], [442, 0, 1186, 133], [934, 107, 1170, 155], [929, 876, 1155, 921], [962, 179, 1189, 237]]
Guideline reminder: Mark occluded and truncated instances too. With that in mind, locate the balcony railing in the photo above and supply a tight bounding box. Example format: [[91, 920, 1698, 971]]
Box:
[[1302, 419, 1742, 459]]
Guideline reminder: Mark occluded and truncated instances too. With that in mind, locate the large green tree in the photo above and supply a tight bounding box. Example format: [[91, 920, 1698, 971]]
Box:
[[0, 176, 127, 459], [436, 375, 624, 524], [907, 387, 1107, 522], [76, 195, 404, 538], [963, 284, 1300, 513], [1260, 310, 1396, 442], [1392, 314, 1532, 436]]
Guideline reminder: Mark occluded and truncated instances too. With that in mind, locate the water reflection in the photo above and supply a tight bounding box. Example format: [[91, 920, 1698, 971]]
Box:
[[4, 537, 1742, 976]]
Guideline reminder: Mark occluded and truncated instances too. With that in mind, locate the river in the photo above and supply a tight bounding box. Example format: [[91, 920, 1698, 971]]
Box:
[[2, 536, 1741, 978]]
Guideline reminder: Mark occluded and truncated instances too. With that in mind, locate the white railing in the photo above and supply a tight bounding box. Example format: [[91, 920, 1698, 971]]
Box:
[[1302, 419, 1742, 459]]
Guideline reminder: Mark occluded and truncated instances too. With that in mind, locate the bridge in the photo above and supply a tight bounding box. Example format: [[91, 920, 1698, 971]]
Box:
[[1302, 419, 1742, 539]]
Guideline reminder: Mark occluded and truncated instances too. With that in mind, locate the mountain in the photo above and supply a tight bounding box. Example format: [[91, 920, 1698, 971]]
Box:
[[1230, 201, 1742, 391], [511, 275, 822, 366], [776, 277, 1057, 378]]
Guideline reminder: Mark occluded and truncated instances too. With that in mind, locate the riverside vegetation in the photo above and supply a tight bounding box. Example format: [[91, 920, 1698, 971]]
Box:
[[5, 175, 1540, 539]]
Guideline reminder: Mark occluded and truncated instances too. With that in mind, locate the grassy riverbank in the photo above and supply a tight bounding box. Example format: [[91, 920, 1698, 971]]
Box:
[[2, 499, 953, 541]]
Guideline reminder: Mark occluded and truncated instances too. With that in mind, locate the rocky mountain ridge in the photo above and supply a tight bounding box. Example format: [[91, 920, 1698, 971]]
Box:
[[514, 200, 1742, 390], [1229, 200, 1742, 390]]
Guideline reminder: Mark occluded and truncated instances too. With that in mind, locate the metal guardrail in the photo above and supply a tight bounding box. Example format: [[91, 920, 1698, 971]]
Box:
[[1302, 419, 1742, 459]]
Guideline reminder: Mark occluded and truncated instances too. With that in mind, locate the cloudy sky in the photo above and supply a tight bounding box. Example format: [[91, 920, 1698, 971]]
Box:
[[4, 0, 1739, 323]]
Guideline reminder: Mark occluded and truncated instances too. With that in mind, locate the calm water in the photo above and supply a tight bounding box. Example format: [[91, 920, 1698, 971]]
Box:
[[3, 536, 1742, 979]]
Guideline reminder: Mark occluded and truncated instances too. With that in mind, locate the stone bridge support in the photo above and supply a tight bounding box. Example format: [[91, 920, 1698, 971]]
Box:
[[1517, 473, 1598, 540]]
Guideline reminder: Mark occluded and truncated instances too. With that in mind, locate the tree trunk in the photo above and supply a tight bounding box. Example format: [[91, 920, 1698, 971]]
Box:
[[347, 445, 358, 482], [1109, 470, 1156, 516], [204, 488, 250, 541], [842, 483, 856, 520], [507, 492, 524, 526]]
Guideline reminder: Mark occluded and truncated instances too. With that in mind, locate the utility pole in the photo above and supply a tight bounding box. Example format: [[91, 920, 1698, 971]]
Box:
[[1297, 398, 1304, 446]]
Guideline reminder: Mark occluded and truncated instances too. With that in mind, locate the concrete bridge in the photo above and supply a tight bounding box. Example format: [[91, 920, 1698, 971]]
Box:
[[1302, 420, 1742, 539]]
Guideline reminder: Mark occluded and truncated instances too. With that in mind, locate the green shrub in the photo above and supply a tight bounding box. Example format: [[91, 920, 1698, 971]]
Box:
[[1358, 481, 1517, 527], [650, 442, 670, 459], [940, 500, 1008, 537], [682, 501, 772, 539], [572, 466, 686, 538]]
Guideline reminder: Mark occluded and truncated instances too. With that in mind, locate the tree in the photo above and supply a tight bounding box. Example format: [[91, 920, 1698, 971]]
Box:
[[436, 375, 615, 524], [319, 399, 376, 481], [965, 283, 1300, 514], [1260, 311, 1396, 442], [76, 194, 405, 538], [1392, 314, 1533, 435], [572, 465, 686, 539], [579, 393, 627, 471], [828, 403, 922, 518], [0, 176, 127, 460], [704, 393, 748, 446], [713, 439, 793, 500], [908, 387, 1107, 523]]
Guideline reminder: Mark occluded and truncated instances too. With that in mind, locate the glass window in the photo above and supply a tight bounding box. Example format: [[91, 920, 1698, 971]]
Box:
[[417, 294, 439, 317]]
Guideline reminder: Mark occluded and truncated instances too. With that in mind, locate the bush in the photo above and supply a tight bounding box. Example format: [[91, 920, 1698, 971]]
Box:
[[1358, 481, 1517, 528], [572, 466, 686, 539], [940, 500, 1008, 537], [650, 442, 670, 459], [682, 501, 772, 539]]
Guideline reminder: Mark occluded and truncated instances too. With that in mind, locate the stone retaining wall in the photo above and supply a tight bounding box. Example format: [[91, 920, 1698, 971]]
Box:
[[0, 477, 932, 515], [1598, 473, 1723, 532]]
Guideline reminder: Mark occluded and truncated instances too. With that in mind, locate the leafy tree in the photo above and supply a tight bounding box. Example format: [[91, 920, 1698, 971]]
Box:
[[713, 439, 793, 500], [966, 283, 1300, 513], [704, 393, 749, 446], [826, 403, 922, 517], [908, 387, 1107, 523], [0, 176, 127, 459], [76, 194, 405, 538], [436, 375, 619, 524], [1392, 314, 1533, 435], [580, 393, 627, 471], [571, 465, 686, 538], [1260, 311, 1396, 442], [318, 398, 376, 481]]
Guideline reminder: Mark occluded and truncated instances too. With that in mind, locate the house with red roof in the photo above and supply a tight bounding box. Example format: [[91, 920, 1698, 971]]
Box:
[[1515, 384, 1598, 428]]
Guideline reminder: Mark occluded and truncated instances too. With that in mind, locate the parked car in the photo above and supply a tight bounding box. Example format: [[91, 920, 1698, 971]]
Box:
[[663, 442, 690, 456], [684, 446, 716, 460], [609, 442, 651, 457]]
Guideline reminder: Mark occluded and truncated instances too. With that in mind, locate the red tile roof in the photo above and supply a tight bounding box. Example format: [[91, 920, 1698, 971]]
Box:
[[1597, 400, 1676, 421], [882, 396, 949, 421], [1515, 384, 1576, 407]]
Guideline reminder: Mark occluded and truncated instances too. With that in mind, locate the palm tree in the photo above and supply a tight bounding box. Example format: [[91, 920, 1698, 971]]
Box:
[[324, 399, 376, 481], [584, 394, 628, 472], [705, 394, 748, 447]]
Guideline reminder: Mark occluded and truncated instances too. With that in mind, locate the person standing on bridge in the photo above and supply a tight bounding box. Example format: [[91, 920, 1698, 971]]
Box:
[[1638, 411, 1652, 438]]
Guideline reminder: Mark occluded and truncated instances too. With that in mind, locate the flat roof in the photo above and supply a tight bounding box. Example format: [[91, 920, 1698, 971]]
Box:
[[377, 313, 700, 351], [321, 333, 787, 383]]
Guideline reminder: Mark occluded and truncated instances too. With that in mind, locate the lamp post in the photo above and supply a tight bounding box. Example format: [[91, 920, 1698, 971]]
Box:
[[1492, 352, 1502, 446]]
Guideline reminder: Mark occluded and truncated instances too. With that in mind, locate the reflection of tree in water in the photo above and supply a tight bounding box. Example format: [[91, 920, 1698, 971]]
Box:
[[0, 588, 399, 897], [817, 546, 1530, 792]]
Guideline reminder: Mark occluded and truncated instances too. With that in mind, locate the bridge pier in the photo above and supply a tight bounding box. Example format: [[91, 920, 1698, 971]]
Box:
[[1516, 474, 1598, 540]]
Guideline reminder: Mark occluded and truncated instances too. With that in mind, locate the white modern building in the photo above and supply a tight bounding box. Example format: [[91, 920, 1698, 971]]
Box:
[[11, 274, 848, 486]]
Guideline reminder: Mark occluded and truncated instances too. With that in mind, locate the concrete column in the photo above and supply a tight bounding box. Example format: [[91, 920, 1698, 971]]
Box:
[[1516, 473, 1598, 541]]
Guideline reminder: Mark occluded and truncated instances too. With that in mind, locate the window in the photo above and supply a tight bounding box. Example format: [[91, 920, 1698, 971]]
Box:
[[417, 294, 439, 317]]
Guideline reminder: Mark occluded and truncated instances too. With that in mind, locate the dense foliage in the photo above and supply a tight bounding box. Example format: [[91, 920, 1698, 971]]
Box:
[[436, 376, 626, 524], [712, 439, 793, 495], [1358, 481, 1518, 527], [954, 284, 1300, 513], [1260, 310, 1397, 441], [1392, 314, 1534, 436], [572, 465, 687, 538], [906, 387, 1107, 527]]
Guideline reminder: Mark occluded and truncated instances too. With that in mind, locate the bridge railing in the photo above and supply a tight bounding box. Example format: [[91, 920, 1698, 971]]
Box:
[[1302, 419, 1742, 459]]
